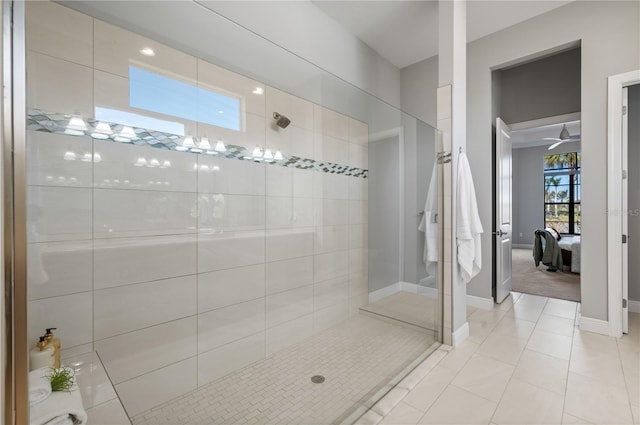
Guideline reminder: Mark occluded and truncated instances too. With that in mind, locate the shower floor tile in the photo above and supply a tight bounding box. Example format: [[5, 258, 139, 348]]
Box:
[[131, 315, 435, 425], [360, 291, 438, 331]]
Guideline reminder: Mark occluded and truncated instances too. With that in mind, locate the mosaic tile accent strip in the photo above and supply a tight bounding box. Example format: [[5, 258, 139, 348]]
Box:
[[27, 109, 368, 179]]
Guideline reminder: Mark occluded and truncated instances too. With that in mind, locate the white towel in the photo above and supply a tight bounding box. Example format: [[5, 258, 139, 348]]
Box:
[[419, 163, 438, 276], [456, 153, 483, 283], [29, 386, 87, 425], [28, 368, 52, 407]]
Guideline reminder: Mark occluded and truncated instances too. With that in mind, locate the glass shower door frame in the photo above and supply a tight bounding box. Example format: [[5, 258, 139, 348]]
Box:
[[2, 1, 28, 424]]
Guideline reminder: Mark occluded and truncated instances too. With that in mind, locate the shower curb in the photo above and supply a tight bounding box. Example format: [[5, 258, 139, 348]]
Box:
[[353, 345, 451, 424]]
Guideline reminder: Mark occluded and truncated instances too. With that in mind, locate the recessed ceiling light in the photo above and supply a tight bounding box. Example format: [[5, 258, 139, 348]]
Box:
[[140, 47, 155, 57]]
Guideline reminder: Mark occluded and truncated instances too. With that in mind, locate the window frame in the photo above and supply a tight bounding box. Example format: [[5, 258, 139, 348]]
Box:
[[543, 152, 581, 235]]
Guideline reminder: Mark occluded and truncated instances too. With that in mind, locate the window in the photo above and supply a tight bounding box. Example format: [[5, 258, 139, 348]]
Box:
[[128, 66, 242, 132], [544, 152, 581, 234]]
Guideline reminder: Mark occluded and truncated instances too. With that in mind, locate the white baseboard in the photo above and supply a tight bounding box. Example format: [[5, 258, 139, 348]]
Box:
[[467, 295, 494, 311], [629, 300, 640, 313], [579, 316, 610, 336], [369, 282, 494, 312], [513, 244, 534, 249], [395, 281, 441, 299], [452, 322, 469, 347], [399, 281, 419, 293], [368, 282, 402, 303]]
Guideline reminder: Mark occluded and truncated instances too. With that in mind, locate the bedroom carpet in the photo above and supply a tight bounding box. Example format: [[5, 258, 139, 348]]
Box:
[[511, 248, 581, 302]]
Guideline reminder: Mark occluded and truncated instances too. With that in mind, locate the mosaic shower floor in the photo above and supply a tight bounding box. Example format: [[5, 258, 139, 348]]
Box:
[[131, 314, 437, 425]]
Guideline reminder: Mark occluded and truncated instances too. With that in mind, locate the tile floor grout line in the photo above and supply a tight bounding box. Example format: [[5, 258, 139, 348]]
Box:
[[487, 295, 549, 425], [559, 301, 578, 424], [615, 338, 636, 422], [417, 294, 525, 425]]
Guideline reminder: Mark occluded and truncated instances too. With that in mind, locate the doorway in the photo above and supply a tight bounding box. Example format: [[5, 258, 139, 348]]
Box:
[[491, 46, 581, 305], [510, 121, 582, 302]]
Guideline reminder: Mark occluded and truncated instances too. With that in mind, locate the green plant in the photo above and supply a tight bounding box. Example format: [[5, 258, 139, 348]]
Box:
[[46, 367, 75, 392]]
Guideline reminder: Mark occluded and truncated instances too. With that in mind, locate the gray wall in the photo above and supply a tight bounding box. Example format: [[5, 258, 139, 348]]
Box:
[[400, 55, 438, 127], [467, 1, 639, 321], [401, 1, 639, 321], [368, 136, 401, 292], [513, 142, 582, 246], [369, 119, 437, 291], [628, 84, 640, 302], [404, 119, 437, 284], [498, 48, 581, 125]]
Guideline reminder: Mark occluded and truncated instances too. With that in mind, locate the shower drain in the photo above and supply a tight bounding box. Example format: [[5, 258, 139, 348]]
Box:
[[310, 375, 325, 384]]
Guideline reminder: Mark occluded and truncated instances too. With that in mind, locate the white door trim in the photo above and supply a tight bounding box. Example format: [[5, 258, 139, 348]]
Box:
[[607, 69, 640, 338]]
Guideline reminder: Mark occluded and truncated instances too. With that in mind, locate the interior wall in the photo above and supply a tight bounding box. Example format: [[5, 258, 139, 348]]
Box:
[[628, 84, 640, 302], [368, 136, 400, 292], [512, 142, 582, 246], [400, 55, 438, 127], [25, 1, 369, 415], [498, 48, 581, 125], [368, 116, 437, 291], [200, 1, 402, 108], [468, 1, 639, 322], [410, 120, 437, 284], [400, 1, 639, 321]]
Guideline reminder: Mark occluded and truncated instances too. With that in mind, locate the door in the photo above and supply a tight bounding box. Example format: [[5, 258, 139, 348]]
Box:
[[495, 118, 513, 303]]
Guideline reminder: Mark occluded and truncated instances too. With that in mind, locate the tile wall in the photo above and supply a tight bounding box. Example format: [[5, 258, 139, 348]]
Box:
[[25, 1, 369, 416]]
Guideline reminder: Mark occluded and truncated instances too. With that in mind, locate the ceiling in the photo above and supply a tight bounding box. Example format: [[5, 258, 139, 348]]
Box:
[[511, 121, 581, 149], [311, 0, 574, 69]]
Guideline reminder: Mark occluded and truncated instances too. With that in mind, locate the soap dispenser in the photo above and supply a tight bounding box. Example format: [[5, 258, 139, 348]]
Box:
[[44, 328, 60, 368], [29, 336, 55, 371]]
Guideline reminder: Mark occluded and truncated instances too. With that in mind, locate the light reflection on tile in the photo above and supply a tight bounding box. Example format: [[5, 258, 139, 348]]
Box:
[[27, 186, 92, 242], [93, 189, 197, 239], [27, 132, 93, 188], [93, 235, 197, 290], [93, 140, 197, 192], [28, 240, 93, 300]]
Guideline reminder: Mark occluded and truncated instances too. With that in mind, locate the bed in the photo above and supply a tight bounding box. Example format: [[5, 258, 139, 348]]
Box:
[[557, 235, 581, 274]]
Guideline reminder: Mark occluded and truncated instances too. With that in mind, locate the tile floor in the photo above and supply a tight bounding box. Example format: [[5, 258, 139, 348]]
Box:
[[360, 292, 438, 332], [360, 292, 639, 425], [131, 314, 437, 425]]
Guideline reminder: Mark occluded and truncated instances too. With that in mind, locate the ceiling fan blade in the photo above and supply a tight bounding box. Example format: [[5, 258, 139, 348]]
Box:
[[548, 140, 564, 150]]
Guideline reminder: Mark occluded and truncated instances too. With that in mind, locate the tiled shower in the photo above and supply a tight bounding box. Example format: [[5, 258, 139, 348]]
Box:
[[22, 1, 440, 422]]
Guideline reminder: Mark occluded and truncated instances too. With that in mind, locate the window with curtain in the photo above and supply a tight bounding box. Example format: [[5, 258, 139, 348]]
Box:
[[544, 152, 581, 234]]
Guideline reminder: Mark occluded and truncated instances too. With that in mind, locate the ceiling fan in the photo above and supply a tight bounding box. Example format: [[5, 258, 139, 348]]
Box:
[[545, 124, 580, 150]]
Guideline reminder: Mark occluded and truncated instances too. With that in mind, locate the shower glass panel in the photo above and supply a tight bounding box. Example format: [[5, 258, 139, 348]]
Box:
[[18, 1, 442, 423]]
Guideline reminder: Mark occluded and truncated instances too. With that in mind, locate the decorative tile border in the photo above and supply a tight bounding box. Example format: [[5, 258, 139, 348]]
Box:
[[27, 109, 368, 179]]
